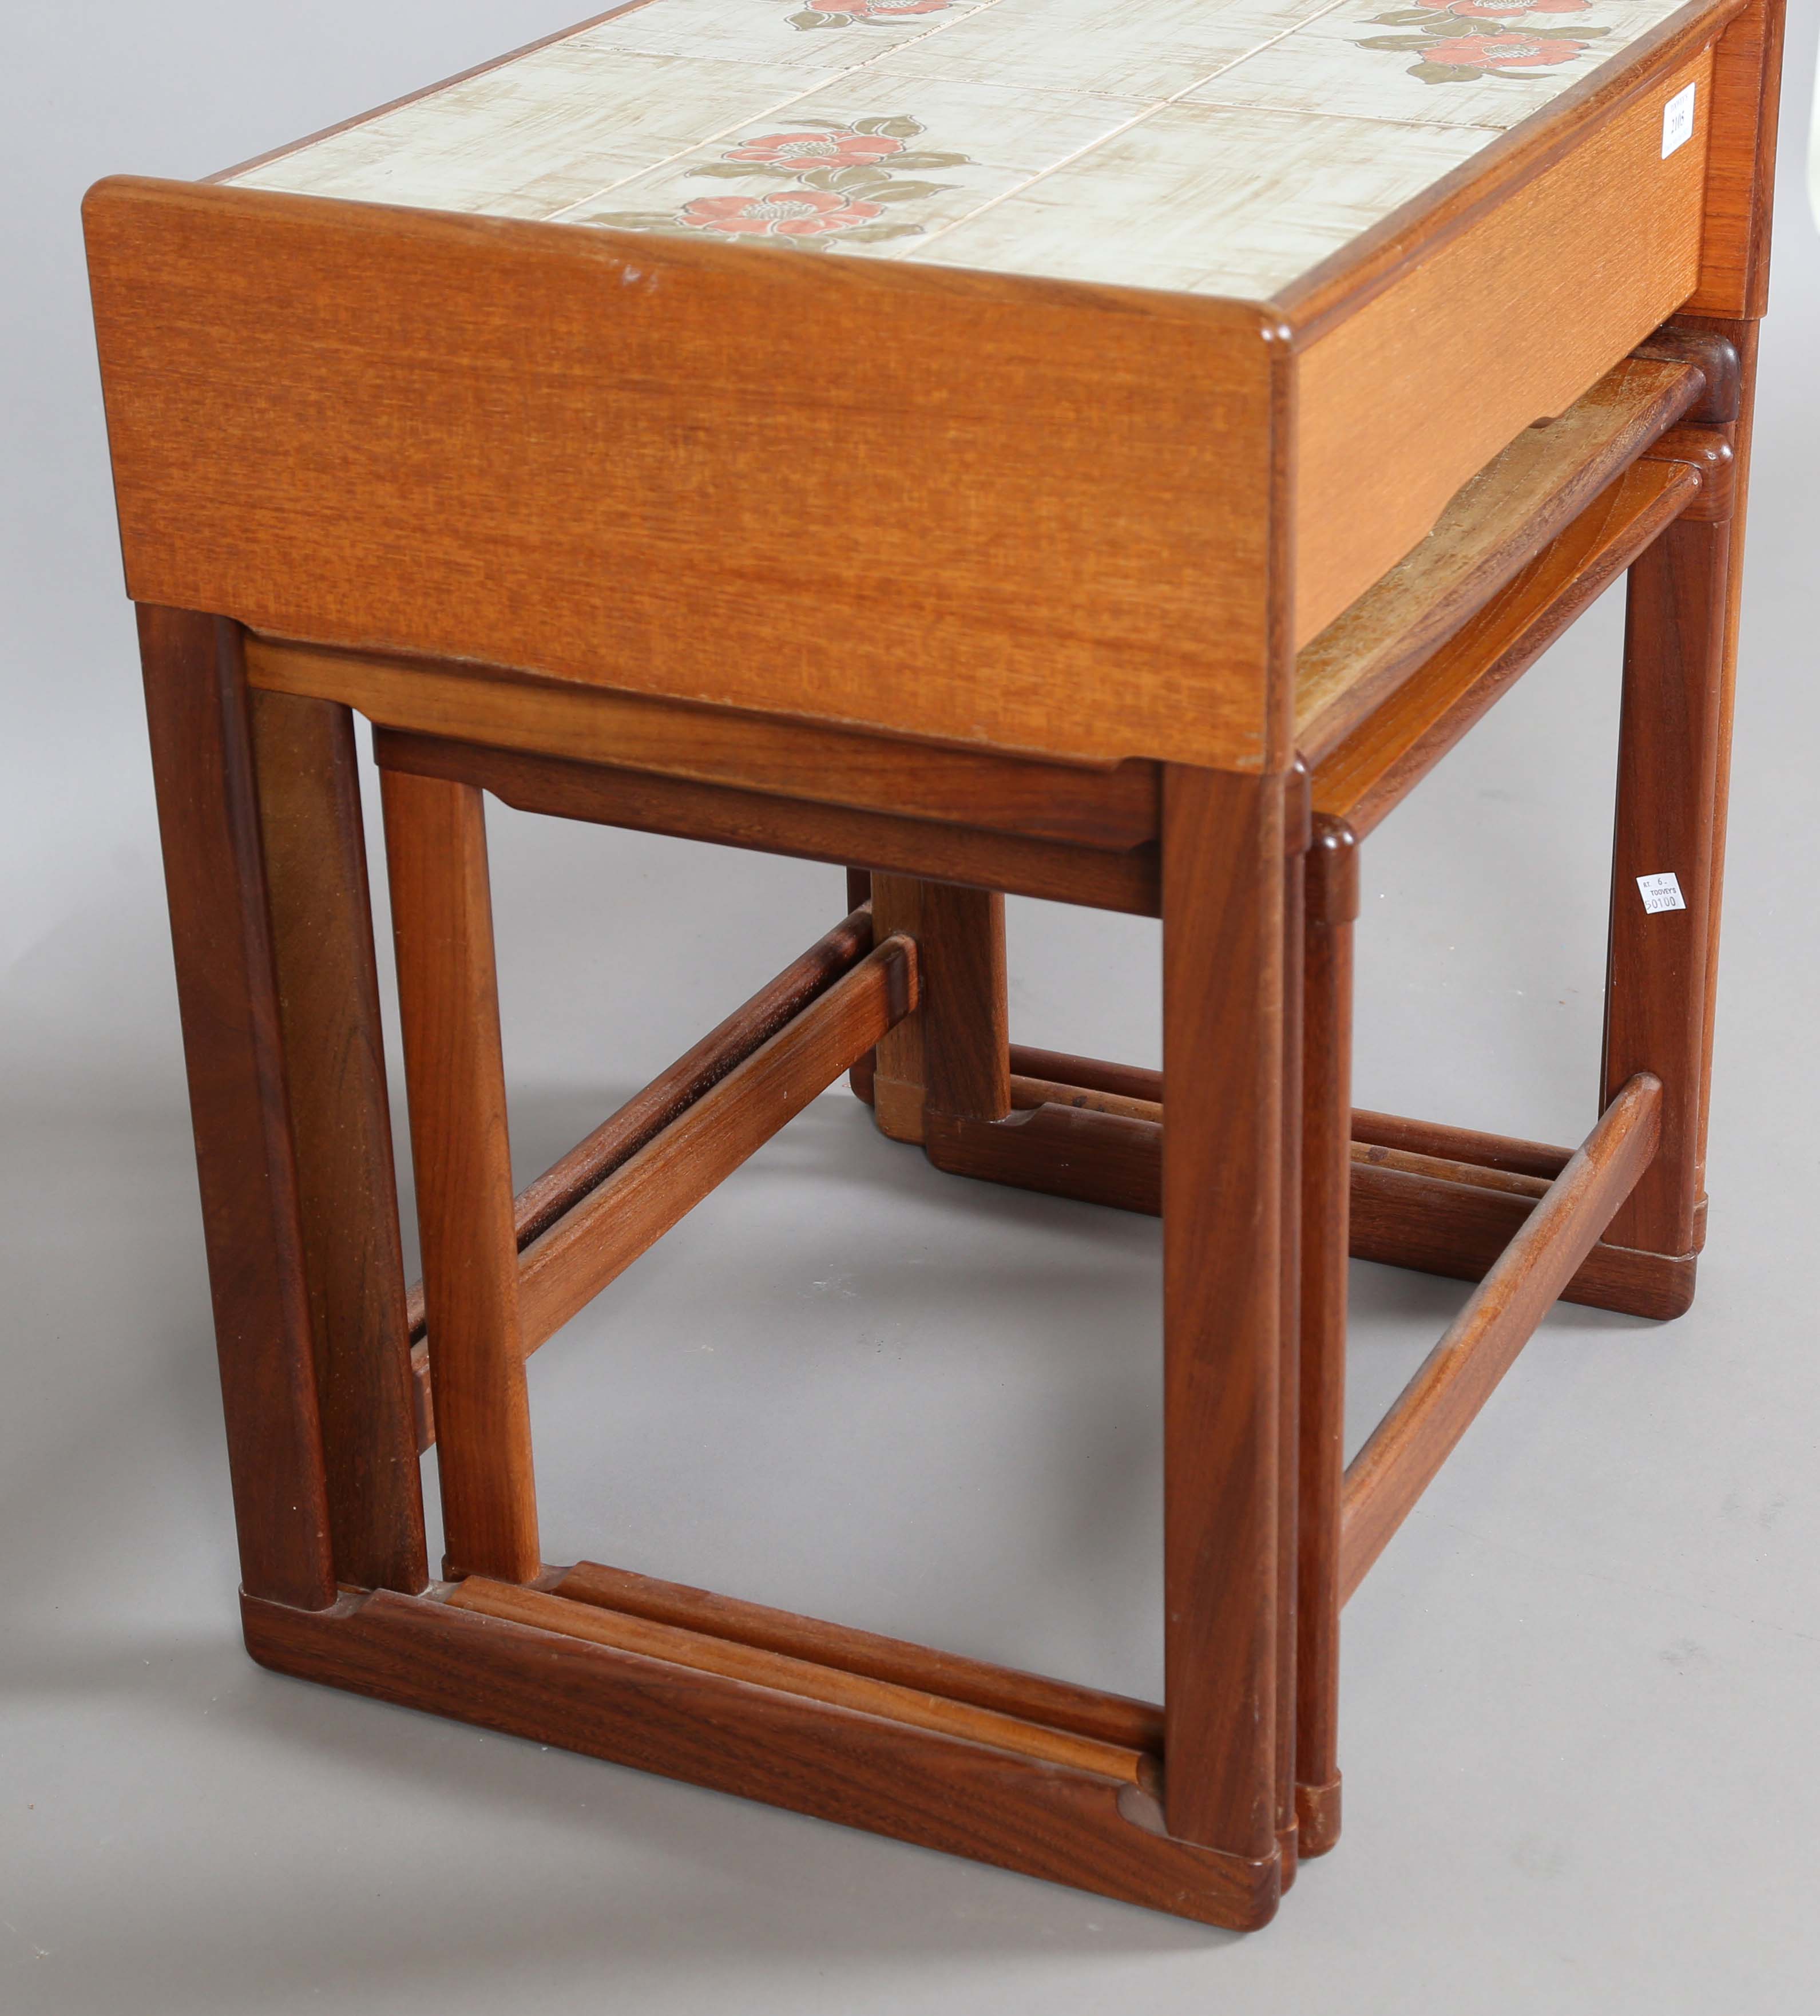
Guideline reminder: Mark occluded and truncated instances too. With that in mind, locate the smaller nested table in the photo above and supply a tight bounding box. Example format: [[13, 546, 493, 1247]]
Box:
[[86, 0, 1784, 1930]]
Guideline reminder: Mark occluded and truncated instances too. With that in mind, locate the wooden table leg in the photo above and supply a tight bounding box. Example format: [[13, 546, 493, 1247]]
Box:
[[844, 868, 877, 1103], [1275, 771, 1308, 1886], [137, 607, 337, 1613], [251, 689, 428, 1596], [1601, 322, 1752, 1266], [1295, 817, 1358, 1855], [1160, 765, 1285, 1870], [380, 769, 540, 1584], [870, 876, 1011, 1146]]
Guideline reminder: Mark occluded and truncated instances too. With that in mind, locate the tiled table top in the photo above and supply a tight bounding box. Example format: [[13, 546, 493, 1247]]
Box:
[[230, 0, 1701, 300]]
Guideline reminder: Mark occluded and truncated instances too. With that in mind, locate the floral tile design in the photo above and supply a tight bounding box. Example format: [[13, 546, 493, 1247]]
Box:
[[562, 75, 1148, 256], [1356, 0, 1611, 88], [583, 114, 966, 248], [777, 0, 966, 31], [233, 0, 1712, 294], [229, 47, 820, 219], [1185, 0, 1692, 129]]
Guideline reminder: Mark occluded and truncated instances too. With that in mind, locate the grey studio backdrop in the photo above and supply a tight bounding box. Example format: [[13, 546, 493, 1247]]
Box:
[[3, 5, 1817, 2011]]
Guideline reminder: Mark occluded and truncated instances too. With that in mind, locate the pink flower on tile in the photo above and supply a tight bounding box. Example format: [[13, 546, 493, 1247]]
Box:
[[1419, 31, 1590, 67], [723, 129, 906, 169], [806, 0, 953, 16], [679, 191, 886, 237], [1414, 0, 1591, 14]]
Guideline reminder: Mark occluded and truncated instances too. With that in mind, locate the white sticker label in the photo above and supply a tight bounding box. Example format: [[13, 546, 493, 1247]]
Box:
[[1662, 82, 1696, 158], [1637, 872, 1687, 914]]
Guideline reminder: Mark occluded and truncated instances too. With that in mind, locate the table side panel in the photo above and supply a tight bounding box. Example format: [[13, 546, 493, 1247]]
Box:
[[1293, 46, 1713, 646], [84, 178, 1283, 770]]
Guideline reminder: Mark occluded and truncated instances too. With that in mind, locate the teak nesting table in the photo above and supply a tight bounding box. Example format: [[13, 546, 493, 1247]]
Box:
[[86, 0, 1783, 1930]]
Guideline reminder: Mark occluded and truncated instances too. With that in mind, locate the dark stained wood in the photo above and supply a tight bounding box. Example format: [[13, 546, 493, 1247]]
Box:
[[874, 873, 1010, 1162], [249, 688, 426, 1594], [518, 936, 917, 1349], [450, 1579, 1147, 1783], [512, 906, 875, 1254], [243, 1589, 1280, 1930], [866, 878, 931, 1144], [1007, 1047, 1161, 1107], [1602, 508, 1731, 1255], [287, 645, 1160, 850], [406, 901, 875, 1337], [374, 727, 1159, 918], [1350, 1158, 1696, 1321], [1295, 818, 1357, 1856], [1686, 0, 1786, 317], [1010, 1075, 1159, 1125], [920, 885, 1011, 1124], [1634, 324, 1742, 425], [553, 1560, 1165, 1754], [845, 868, 877, 1103], [1295, 356, 1704, 763], [1275, 777, 1307, 1885], [1644, 425, 1736, 520], [1341, 1076, 1663, 1601], [1352, 1141, 1549, 1201], [380, 767, 540, 1584], [1350, 1111, 1570, 1182], [927, 1103, 1162, 1215], [1311, 460, 1702, 831], [1672, 313, 1760, 1205], [137, 608, 338, 1613], [928, 1078, 1692, 1319], [1160, 765, 1284, 1859]]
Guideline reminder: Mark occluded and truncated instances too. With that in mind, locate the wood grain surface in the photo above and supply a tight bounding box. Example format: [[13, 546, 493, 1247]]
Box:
[[380, 767, 540, 1583], [137, 609, 337, 1612], [553, 1559, 1165, 1754], [1296, 356, 1704, 759], [87, 177, 1284, 770], [1294, 53, 1713, 645], [1341, 1075, 1663, 1600], [243, 1587, 1281, 1929], [250, 689, 427, 1594]]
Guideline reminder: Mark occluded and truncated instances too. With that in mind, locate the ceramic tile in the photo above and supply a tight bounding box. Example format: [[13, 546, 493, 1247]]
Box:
[[577, 0, 1003, 75], [229, 0, 1722, 295], [908, 102, 1492, 296], [230, 47, 819, 219], [1189, 0, 1699, 131], [872, 0, 1352, 102], [563, 74, 1149, 257]]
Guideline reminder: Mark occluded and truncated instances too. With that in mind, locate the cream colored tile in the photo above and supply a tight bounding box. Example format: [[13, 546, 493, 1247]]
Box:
[[873, 0, 1351, 101], [908, 102, 1492, 296], [1188, 0, 1698, 132], [230, 46, 821, 218], [565, 74, 1149, 258], [578, 0, 1001, 76]]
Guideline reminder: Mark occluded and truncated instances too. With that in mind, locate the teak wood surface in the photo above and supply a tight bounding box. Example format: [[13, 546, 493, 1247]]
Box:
[[101, 0, 1783, 1939]]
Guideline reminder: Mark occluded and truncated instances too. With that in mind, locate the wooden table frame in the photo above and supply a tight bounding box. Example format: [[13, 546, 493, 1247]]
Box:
[[103, 1, 1782, 1934]]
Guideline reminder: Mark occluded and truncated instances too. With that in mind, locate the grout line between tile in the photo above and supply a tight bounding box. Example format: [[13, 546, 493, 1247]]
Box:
[[888, 0, 1364, 260], [539, 0, 1024, 223]]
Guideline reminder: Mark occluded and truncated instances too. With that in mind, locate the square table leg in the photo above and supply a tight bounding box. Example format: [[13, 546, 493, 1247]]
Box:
[[1603, 315, 1756, 1272], [1160, 765, 1287, 1866], [137, 607, 338, 1613]]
